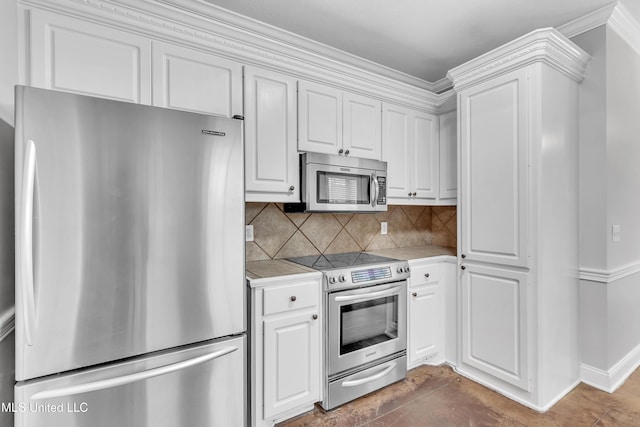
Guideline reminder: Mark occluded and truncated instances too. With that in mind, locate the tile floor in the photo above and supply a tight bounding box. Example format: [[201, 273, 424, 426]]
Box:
[[278, 364, 640, 426]]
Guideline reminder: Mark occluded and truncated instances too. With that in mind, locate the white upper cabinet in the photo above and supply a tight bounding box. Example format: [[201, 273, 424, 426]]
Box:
[[152, 41, 242, 118], [459, 69, 528, 267], [244, 66, 299, 202], [343, 92, 382, 159], [298, 81, 382, 160], [438, 110, 457, 200], [298, 81, 343, 155], [383, 103, 438, 203], [28, 9, 151, 104]]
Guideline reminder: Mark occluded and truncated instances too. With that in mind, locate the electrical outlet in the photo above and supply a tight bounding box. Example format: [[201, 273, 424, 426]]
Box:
[[381, 222, 387, 235], [612, 224, 621, 243], [245, 225, 254, 242]]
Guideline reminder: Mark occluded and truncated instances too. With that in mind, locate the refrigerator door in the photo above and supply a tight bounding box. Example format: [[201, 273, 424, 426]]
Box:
[[15, 86, 245, 381], [14, 335, 246, 427]]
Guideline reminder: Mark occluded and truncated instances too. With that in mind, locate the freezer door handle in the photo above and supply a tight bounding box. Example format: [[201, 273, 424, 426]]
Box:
[[30, 345, 239, 400], [19, 139, 37, 346]]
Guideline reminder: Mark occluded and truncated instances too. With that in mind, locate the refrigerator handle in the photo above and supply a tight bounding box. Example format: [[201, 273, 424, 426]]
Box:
[[19, 139, 37, 346], [30, 345, 239, 400]]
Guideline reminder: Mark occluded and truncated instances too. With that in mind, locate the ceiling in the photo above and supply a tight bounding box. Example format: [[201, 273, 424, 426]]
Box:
[[204, 0, 620, 84]]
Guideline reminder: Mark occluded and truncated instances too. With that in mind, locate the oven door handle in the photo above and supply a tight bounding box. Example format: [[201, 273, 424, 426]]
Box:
[[334, 285, 400, 303], [341, 362, 397, 388]]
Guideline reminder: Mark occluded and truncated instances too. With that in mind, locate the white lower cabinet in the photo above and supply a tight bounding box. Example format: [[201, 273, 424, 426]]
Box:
[[407, 259, 452, 369], [249, 274, 322, 427]]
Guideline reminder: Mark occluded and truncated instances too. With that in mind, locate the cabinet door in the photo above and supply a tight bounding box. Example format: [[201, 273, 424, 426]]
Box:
[[382, 103, 412, 198], [152, 41, 242, 117], [439, 110, 457, 200], [244, 66, 299, 202], [343, 92, 382, 160], [459, 69, 528, 267], [29, 9, 151, 103], [408, 283, 442, 366], [412, 111, 438, 199], [298, 81, 342, 155], [460, 263, 529, 391], [263, 311, 320, 419]]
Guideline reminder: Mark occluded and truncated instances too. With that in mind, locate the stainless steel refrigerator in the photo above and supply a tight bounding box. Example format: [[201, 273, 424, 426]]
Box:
[[13, 86, 246, 427]]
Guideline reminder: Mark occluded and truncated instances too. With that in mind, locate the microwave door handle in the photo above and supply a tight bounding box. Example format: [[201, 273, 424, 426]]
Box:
[[371, 173, 379, 208], [334, 285, 401, 303]]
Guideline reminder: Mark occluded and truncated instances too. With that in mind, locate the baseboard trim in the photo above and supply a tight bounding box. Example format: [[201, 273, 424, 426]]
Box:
[[580, 343, 640, 393], [0, 306, 15, 343]]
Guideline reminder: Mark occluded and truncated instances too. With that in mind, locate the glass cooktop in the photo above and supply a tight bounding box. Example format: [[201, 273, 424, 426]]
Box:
[[287, 251, 400, 271]]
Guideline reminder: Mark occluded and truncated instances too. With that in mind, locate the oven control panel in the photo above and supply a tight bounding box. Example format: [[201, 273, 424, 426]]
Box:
[[325, 262, 410, 291]]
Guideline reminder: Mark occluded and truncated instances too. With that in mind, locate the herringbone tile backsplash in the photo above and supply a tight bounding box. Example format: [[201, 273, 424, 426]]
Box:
[[246, 203, 457, 261]]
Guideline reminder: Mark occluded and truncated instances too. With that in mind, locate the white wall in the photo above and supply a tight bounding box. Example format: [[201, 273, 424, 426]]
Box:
[[0, 0, 17, 424]]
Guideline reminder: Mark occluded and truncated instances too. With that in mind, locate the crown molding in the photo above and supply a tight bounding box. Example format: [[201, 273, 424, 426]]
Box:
[[557, 2, 617, 39], [609, 2, 640, 57], [446, 28, 591, 92], [0, 306, 15, 343], [20, 0, 450, 112]]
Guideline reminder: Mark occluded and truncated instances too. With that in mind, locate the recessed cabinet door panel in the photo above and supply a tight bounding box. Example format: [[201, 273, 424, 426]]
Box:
[[343, 92, 382, 160], [461, 264, 529, 391], [412, 111, 438, 199], [263, 312, 319, 419], [439, 110, 457, 200], [29, 9, 151, 103], [408, 284, 442, 365], [152, 42, 242, 117], [460, 69, 528, 267], [244, 66, 298, 202], [382, 103, 412, 198], [298, 81, 342, 154]]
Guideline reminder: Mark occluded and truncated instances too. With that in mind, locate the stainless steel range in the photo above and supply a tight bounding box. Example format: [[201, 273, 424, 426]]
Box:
[[288, 252, 410, 410]]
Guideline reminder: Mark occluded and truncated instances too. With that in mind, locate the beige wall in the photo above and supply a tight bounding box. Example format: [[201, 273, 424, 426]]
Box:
[[245, 203, 456, 261]]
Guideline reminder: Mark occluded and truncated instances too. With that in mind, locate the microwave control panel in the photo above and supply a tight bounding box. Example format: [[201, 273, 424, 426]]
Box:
[[377, 176, 386, 204]]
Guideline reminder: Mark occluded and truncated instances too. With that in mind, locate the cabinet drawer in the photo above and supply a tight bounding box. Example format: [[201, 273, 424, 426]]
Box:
[[409, 263, 441, 288], [263, 282, 319, 316]]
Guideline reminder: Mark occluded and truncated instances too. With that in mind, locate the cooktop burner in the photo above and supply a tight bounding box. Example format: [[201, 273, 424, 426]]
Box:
[[287, 252, 399, 270]]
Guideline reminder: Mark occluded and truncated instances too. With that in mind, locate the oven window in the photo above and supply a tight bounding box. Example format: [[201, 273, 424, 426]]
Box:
[[340, 295, 398, 355], [317, 171, 370, 204]]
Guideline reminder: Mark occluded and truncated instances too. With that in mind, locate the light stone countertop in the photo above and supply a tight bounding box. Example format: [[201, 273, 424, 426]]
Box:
[[246, 259, 318, 280], [246, 245, 456, 282], [365, 245, 457, 261]]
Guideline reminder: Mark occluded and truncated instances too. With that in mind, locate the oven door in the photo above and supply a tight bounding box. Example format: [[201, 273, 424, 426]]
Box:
[[327, 281, 406, 376]]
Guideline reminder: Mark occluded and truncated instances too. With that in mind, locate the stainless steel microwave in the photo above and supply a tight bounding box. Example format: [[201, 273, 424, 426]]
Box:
[[299, 152, 387, 213]]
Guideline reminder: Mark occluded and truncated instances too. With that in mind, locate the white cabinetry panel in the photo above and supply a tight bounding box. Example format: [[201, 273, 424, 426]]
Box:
[[152, 41, 242, 117], [460, 263, 529, 391], [298, 81, 342, 154], [263, 311, 319, 419], [29, 9, 151, 103], [382, 104, 411, 198], [343, 92, 382, 160], [460, 70, 528, 267], [244, 66, 298, 202], [439, 110, 457, 200], [412, 111, 438, 199]]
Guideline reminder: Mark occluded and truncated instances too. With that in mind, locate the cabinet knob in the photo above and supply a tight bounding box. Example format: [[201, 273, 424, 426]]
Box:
[[345, 149, 350, 155], [290, 296, 297, 302], [424, 273, 430, 278], [412, 192, 417, 196], [412, 292, 417, 297], [408, 192, 412, 197], [289, 185, 295, 191], [461, 254, 466, 259], [338, 149, 344, 154], [312, 314, 318, 320], [460, 265, 466, 270]]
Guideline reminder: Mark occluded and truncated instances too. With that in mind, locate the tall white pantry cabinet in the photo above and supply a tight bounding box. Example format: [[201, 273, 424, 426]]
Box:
[[447, 28, 590, 411]]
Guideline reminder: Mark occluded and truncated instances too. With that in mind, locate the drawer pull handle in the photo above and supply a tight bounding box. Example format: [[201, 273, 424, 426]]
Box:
[[290, 296, 297, 302], [412, 292, 417, 297], [312, 314, 318, 320], [424, 273, 430, 278]]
